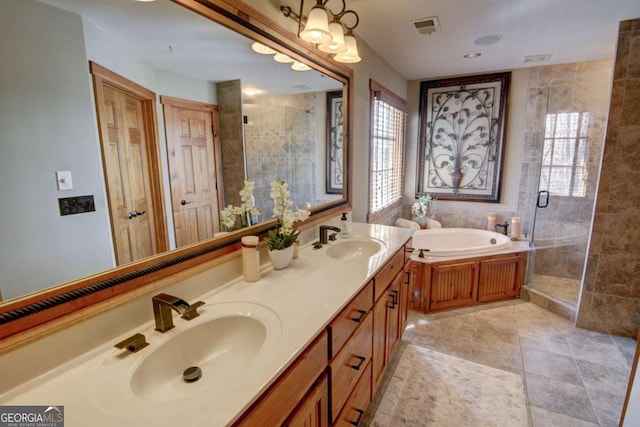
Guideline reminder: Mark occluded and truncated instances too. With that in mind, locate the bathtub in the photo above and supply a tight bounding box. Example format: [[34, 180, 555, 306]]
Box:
[[412, 228, 512, 256]]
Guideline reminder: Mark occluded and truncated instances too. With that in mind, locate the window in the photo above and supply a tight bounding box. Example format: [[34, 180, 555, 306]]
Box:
[[539, 112, 590, 197], [368, 80, 408, 220]]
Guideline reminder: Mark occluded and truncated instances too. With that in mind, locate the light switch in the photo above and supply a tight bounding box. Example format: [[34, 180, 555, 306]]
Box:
[[56, 170, 73, 191]]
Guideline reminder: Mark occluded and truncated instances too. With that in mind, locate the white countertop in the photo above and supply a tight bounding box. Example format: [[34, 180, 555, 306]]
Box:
[[0, 223, 413, 427]]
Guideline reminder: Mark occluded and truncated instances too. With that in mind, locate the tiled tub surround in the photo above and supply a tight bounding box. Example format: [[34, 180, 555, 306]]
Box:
[[0, 223, 413, 426]]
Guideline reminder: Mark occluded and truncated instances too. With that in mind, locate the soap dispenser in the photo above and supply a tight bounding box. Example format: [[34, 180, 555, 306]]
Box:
[[340, 213, 349, 237]]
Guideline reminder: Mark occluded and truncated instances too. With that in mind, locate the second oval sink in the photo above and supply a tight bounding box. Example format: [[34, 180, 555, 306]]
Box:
[[325, 238, 384, 260]]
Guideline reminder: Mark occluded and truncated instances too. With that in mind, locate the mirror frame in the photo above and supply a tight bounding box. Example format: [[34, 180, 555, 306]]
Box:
[[0, 0, 353, 351]]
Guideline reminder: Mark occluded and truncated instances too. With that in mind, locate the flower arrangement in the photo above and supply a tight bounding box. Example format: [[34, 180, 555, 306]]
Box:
[[264, 178, 310, 251], [411, 192, 436, 221], [220, 179, 262, 230]]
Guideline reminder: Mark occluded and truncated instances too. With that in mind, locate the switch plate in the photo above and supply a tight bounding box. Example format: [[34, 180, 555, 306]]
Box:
[[56, 170, 73, 191], [58, 195, 95, 216]]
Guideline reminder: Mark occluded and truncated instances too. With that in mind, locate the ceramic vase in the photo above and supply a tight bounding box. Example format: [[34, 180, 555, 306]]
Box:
[[268, 245, 294, 270]]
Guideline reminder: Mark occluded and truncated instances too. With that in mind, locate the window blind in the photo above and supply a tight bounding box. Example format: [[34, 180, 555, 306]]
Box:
[[369, 81, 407, 215]]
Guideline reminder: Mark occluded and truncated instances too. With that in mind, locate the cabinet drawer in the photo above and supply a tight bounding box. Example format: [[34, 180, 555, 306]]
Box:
[[333, 361, 372, 427], [374, 249, 404, 302], [236, 331, 328, 427], [330, 312, 373, 422], [328, 280, 373, 359]]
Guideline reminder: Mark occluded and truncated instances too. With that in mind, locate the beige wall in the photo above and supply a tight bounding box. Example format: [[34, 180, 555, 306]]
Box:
[[577, 19, 640, 336], [403, 70, 529, 228]]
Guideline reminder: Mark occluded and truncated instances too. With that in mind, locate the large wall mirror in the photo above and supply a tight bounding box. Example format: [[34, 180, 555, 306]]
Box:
[[0, 0, 351, 341]]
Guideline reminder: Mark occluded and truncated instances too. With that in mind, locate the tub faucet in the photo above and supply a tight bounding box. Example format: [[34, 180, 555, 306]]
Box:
[[152, 293, 191, 332], [495, 221, 509, 236], [319, 225, 341, 244]]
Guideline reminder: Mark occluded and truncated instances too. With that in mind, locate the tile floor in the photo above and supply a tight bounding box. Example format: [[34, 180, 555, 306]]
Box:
[[393, 300, 636, 426]]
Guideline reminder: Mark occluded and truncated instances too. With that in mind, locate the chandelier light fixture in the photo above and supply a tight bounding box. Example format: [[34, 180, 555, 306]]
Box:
[[280, 0, 361, 64]]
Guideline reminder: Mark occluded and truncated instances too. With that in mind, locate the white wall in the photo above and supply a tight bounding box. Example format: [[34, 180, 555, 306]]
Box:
[[0, 0, 114, 300]]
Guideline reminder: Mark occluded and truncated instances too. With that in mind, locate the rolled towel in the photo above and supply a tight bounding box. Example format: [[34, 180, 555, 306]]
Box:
[[395, 218, 421, 231], [425, 218, 442, 229]]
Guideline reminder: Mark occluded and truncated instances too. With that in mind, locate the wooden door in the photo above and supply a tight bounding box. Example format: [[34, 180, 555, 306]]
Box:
[[91, 62, 167, 265], [161, 96, 223, 247]]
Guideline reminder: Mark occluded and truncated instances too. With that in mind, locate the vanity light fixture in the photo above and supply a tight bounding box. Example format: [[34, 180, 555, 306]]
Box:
[[273, 52, 295, 63], [251, 41, 276, 55], [280, 0, 361, 63], [291, 61, 312, 71]]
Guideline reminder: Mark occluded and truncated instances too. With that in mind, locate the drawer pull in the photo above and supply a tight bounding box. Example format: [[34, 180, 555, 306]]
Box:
[[388, 290, 399, 308], [351, 309, 367, 323], [350, 355, 366, 371], [350, 409, 365, 426], [405, 271, 411, 284]]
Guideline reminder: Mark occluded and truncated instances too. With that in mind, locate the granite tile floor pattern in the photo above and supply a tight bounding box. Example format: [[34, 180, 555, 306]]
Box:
[[368, 301, 635, 426]]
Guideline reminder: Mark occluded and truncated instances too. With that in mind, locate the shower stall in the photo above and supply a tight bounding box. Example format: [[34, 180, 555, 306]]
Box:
[[524, 62, 612, 312], [242, 101, 319, 219]]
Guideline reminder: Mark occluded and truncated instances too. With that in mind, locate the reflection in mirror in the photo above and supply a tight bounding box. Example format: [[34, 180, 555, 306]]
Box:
[[0, 0, 345, 306]]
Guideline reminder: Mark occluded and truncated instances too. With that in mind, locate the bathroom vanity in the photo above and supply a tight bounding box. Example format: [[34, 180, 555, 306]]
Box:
[[0, 223, 413, 426]]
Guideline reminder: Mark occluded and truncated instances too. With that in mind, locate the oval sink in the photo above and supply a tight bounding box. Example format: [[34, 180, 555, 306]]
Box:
[[131, 315, 266, 403], [90, 302, 281, 414], [325, 238, 384, 260]]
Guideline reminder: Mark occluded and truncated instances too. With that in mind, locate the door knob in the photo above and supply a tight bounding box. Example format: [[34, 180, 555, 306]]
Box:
[[128, 210, 146, 219], [180, 200, 192, 206]]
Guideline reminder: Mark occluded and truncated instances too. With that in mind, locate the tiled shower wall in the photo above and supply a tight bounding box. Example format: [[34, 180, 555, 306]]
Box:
[[521, 61, 612, 281], [577, 19, 640, 336], [217, 80, 245, 207], [243, 92, 322, 219]]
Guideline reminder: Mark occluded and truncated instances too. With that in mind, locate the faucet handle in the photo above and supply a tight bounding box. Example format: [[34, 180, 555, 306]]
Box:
[[114, 333, 149, 353], [181, 301, 205, 321]]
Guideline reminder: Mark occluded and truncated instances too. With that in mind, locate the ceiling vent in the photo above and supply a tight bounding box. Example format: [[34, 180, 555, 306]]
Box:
[[524, 54, 552, 63], [411, 17, 441, 36]]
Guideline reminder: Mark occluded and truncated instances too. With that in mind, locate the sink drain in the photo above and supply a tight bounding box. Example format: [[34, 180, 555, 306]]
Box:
[[183, 366, 202, 383]]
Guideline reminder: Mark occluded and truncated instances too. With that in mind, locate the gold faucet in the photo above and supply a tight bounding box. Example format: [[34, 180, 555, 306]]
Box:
[[152, 293, 191, 332]]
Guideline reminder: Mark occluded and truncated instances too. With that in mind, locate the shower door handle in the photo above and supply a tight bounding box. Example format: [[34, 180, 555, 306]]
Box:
[[537, 190, 549, 208]]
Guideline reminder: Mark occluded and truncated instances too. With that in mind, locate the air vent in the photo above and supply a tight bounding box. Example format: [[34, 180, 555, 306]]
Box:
[[524, 54, 552, 63], [411, 16, 441, 36]]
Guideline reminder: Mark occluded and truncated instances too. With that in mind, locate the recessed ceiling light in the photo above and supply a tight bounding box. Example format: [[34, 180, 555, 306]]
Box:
[[463, 52, 481, 58], [474, 34, 502, 46], [243, 89, 258, 96]]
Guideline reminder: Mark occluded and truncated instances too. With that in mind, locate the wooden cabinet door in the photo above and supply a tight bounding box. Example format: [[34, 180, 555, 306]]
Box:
[[478, 254, 525, 303], [407, 261, 424, 312], [430, 261, 479, 312], [286, 373, 329, 427], [372, 291, 388, 392], [386, 273, 401, 359], [399, 264, 411, 336]]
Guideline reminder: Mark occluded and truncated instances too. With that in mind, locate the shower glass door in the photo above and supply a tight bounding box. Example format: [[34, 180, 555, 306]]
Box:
[[527, 63, 611, 306]]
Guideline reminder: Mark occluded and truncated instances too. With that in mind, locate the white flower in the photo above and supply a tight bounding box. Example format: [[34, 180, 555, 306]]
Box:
[[411, 193, 436, 219], [220, 179, 262, 229], [270, 178, 310, 235]]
